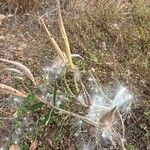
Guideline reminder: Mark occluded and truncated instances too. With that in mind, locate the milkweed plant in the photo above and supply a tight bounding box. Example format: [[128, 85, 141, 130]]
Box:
[[0, 1, 135, 149]]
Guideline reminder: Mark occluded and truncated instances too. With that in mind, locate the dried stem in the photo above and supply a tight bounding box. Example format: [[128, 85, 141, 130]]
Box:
[[35, 95, 99, 128], [39, 18, 66, 63], [57, 0, 75, 69]]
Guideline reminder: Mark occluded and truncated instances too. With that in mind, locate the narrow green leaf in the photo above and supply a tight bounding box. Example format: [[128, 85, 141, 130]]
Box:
[[53, 81, 58, 106]]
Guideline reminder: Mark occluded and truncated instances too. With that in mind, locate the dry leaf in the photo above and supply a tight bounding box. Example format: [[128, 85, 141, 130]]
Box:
[[0, 83, 27, 98], [29, 139, 38, 150], [0, 58, 36, 85], [0, 14, 6, 26], [9, 144, 20, 150], [99, 106, 117, 128]]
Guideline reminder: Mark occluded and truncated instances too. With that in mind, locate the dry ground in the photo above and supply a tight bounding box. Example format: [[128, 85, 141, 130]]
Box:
[[0, 0, 149, 149]]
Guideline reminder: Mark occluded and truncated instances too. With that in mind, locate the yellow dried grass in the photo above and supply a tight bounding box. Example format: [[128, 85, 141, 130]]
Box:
[[0, 58, 36, 85], [40, 18, 67, 63], [58, 1, 75, 69], [40, 0, 76, 70], [0, 83, 27, 98]]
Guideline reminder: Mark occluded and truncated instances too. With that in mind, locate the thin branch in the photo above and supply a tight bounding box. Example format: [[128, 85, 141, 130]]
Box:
[[35, 95, 100, 128]]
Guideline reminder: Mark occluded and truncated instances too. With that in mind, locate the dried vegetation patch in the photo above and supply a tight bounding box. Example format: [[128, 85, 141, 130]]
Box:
[[0, 0, 149, 149]]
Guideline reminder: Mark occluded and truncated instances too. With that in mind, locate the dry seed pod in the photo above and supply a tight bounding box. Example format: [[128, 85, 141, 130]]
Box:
[[99, 106, 117, 128]]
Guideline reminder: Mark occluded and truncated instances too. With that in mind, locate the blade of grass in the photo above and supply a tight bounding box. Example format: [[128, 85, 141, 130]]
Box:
[[53, 80, 58, 106], [55, 116, 68, 141], [45, 108, 54, 126]]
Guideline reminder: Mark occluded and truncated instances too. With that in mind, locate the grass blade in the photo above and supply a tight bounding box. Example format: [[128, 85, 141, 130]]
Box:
[[53, 80, 58, 106]]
